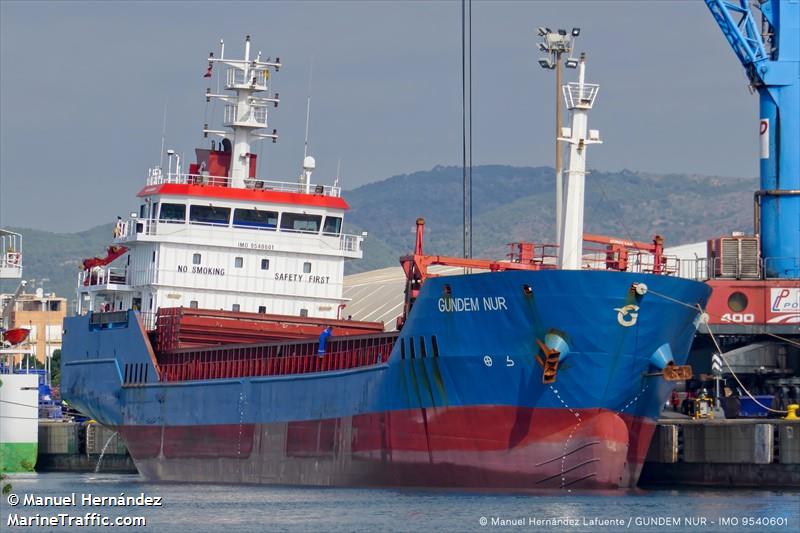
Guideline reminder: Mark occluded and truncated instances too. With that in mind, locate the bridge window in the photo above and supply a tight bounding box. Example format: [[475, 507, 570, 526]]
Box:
[[139, 204, 146, 218], [233, 208, 278, 230], [234, 256, 243, 268], [281, 213, 322, 234], [261, 259, 270, 270], [189, 300, 198, 309], [323, 216, 342, 235], [160, 203, 186, 222], [299, 308, 309, 317], [192, 253, 201, 265], [190, 205, 231, 225], [232, 303, 240, 312], [258, 305, 266, 314], [303, 262, 312, 273]]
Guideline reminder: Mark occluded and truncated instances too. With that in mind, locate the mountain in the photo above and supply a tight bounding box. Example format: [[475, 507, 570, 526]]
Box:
[[2, 165, 755, 304], [344, 165, 755, 271]]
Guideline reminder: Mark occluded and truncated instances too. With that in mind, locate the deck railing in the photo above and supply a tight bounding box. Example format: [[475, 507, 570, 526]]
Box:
[[146, 169, 341, 197], [675, 256, 800, 281], [563, 82, 599, 108], [138, 311, 157, 331], [0, 230, 22, 279], [0, 251, 22, 277], [78, 266, 128, 287], [223, 104, 268, 126]]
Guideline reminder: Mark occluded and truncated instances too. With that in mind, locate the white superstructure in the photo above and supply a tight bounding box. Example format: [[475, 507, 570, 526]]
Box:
[[76, 37, 364, 324]]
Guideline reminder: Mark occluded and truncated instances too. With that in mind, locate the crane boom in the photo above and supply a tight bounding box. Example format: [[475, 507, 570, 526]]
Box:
[[1, 280, 27, 331], [705, 0, 800, 279], [706, 0, 768, 71]]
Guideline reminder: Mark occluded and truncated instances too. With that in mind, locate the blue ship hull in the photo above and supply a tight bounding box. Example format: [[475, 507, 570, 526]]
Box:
[[61, 269, 710, 489]]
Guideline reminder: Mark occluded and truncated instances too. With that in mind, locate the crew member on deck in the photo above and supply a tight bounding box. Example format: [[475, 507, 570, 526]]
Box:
[[113, 216, 124, 238], [318, 326, 333, 356]]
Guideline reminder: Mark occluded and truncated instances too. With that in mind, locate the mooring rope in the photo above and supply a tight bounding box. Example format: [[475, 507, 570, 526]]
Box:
[[647, 288, 788, 414]]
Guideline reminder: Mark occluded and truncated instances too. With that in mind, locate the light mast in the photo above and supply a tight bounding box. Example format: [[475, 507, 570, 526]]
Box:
[[203, 35, 281, 188], [557, 53, 602, 270]]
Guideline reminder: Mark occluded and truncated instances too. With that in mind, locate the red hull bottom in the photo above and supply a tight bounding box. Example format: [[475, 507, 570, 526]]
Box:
[[620, 414, 657, 488], [120, 406, 653, 490]]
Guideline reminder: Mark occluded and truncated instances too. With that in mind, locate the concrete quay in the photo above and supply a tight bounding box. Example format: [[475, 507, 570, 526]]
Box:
[[639, 418, 800, 488]]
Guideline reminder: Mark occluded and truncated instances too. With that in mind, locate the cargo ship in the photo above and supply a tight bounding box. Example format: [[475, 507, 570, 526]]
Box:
[[61, 37, 710, 489]]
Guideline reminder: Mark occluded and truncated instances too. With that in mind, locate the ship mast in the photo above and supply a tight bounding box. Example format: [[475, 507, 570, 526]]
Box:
[[557, 53, 602, 269], [203, 35, 281, 188]]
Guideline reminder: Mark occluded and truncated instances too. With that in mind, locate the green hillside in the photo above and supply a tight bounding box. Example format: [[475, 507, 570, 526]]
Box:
[[344, 165, 754, 270], [2, 165, 755, 304], [0, 224, 116, 307]]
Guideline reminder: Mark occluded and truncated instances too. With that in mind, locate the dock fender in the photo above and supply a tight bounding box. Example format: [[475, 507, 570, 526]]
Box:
[[649, 342, 673, 370]]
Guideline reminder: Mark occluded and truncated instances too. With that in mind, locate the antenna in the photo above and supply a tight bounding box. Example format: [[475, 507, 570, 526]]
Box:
[[204, 36, 281, 187], [159, 101, 168, 169], [334, 159, 341, 188], [303, 63, 313, 159], [462, 0, 473, 261]]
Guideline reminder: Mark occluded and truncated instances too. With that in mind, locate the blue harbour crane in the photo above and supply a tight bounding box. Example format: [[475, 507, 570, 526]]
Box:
[[706, 0, 799, 278]]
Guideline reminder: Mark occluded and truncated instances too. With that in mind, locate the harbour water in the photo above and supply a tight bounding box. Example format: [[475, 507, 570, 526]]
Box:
[[2, 473, 797, 532]]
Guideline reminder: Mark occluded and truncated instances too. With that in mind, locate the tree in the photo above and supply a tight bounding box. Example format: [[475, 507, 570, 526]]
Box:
[[51, 349, 61, 386], [21, 354, 41, 369]]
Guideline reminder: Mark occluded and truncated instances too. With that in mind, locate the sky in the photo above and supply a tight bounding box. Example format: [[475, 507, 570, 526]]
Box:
[[0, 0, 758, 232]]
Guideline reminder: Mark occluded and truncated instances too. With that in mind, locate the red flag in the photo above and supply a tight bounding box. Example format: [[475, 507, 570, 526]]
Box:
[[203, 64, 212, 78]]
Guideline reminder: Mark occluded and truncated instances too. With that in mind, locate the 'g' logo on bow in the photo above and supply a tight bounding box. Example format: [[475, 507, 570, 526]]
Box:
[[614, 304, 639, 327]]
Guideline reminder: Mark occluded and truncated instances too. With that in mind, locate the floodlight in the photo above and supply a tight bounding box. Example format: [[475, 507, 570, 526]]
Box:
[[537, 27, 547, 36], [558, 29, 567, 36], [538, 58, 552, 69], [538, 43, 548, 52], [565, 58, 579, 69], [572, 27, 580, 36]]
